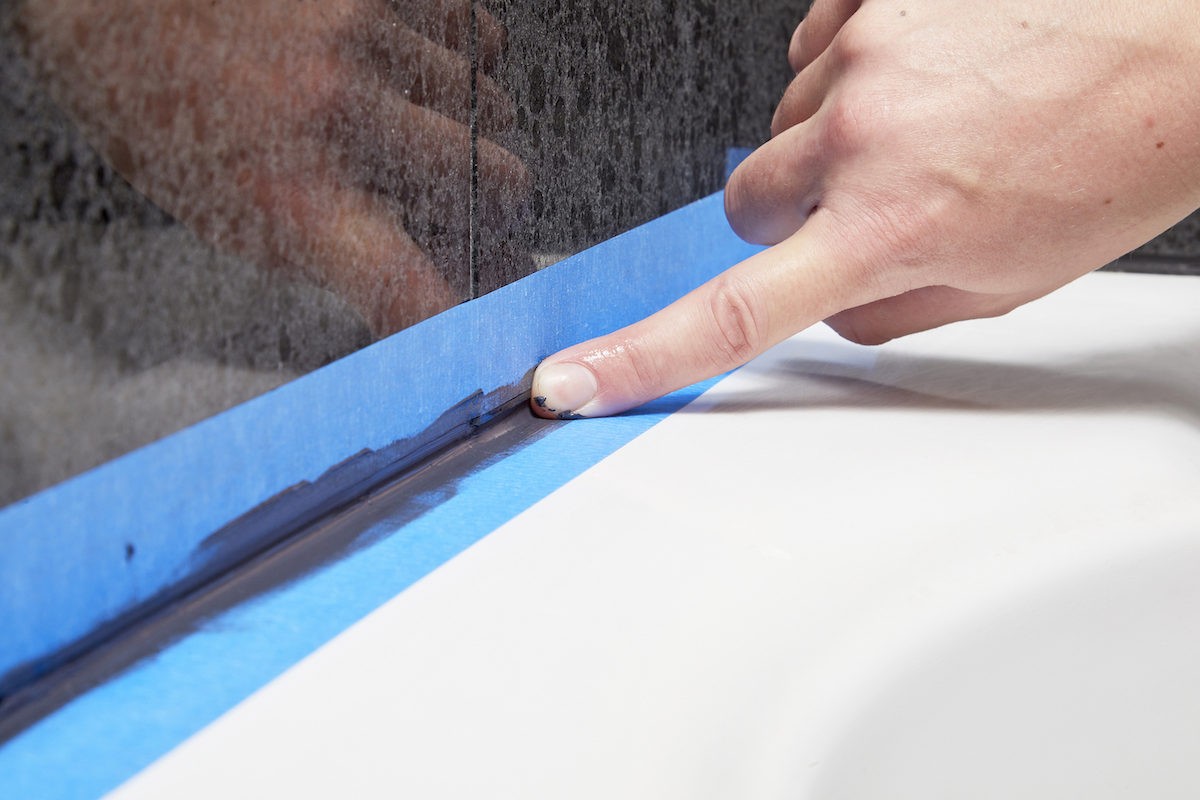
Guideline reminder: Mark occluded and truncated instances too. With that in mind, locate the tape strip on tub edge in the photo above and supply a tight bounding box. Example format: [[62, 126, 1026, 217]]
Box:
[[0, 190, 764, 700]]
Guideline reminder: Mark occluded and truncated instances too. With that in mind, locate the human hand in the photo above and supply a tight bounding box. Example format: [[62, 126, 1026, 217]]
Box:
[[16, 0, 528, 336], [531, 0, 1200, 419]]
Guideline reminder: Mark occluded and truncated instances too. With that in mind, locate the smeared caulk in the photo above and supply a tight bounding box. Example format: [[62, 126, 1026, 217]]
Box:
[[533, 395, 586, 421]]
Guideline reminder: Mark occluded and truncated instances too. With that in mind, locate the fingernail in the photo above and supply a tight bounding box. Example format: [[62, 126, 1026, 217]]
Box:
[[532, 361, 597, 419]]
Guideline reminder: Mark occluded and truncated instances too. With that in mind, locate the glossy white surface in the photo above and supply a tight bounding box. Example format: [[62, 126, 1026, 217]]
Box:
[[110, 272, 1200, 799]]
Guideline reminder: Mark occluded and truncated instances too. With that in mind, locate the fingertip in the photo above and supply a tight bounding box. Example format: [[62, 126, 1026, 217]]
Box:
[[723, 163, 747, 233], [530, 221, 868, 423], [723, 133, 817, 246], [530, 360, 599, 420], [789, 20, 806, 72], [770, 104, 786, 140], [724, 153, 771, 244]]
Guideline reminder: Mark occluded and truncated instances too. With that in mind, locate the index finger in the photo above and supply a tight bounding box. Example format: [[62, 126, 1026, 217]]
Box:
[[529, 214, 880, 419]]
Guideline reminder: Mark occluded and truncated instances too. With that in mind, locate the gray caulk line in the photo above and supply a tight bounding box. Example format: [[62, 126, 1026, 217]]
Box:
[[469, 1, 480, 299], [0, 388, 559, 746], [0, 366, 539, 718]]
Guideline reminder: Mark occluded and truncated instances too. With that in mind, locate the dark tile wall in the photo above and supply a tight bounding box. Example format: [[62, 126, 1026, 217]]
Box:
[[1133, 219, 1200, 260], [488, 0, 800, 256], [2, 0, 1199, 506]]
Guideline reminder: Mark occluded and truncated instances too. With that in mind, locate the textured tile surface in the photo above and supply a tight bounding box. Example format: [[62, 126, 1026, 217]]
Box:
[[2, 0, 1199, 505]]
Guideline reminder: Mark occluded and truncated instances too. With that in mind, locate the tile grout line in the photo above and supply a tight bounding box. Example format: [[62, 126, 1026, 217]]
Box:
[[469, 1, 480, 299]]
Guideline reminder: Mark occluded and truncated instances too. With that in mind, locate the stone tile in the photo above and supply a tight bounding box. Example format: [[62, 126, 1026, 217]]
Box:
[[2, 0, 1199, 505], [484, 0, 803, 259]]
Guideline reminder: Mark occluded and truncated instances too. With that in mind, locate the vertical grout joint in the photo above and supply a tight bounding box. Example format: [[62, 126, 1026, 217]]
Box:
[[468, 1, 481, 300]]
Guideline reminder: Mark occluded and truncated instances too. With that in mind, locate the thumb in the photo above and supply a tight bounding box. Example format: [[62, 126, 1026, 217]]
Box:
[[531, 218, 875, 419], [825, 284, 1033, 346]]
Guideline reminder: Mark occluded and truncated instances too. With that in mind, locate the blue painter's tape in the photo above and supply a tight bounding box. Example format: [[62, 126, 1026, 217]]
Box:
[[0, 377, 727, 800], [725, 147, 756, 182], [0, 190, 764, 690]]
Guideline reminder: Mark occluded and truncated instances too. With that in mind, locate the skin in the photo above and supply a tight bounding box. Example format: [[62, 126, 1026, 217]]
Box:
[[14, 0, 528, 336], [531, 0, 1200, 419]]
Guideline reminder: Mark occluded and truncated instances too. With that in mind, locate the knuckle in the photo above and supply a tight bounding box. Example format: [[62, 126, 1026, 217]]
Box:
[[827, 192, 946, 296], [826, 15, 873, 67], [704, 275, 769, 366], [626, 339, 667, 399], [818, 88, 884, 155]]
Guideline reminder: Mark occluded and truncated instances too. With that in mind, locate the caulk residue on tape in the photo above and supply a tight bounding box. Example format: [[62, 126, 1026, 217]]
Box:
[[0, 191, 764, 700]]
